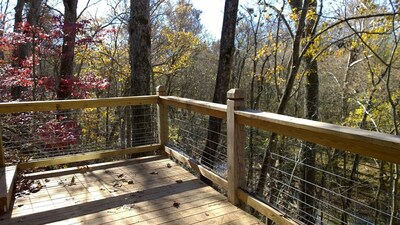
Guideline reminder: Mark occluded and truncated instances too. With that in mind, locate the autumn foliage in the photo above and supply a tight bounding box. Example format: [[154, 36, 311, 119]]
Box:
[[0, 16, 109, 102]]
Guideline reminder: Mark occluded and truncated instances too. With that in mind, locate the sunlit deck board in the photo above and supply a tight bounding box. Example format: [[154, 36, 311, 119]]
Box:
[[0, 166, 17, 213], [0, 157, 261, 225]]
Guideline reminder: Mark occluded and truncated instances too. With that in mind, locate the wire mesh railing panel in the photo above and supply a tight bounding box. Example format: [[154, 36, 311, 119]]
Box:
[[1, 105, 158, 166], [244, 128, 400, 225], [167, 107, 228, 179], [243, 126, 272, 193]]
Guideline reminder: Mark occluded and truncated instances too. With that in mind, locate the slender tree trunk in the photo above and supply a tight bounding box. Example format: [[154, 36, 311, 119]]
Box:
[[27, 0, 42, 100], [255, 2, 312, 225], [129, 0, 151, 148], [374, 161, 385, 224], [11, 0, 25, 100], [341, 48, 358, 120], [57, 0, 78, 100], [340, 90, 375, 224], [299, 1, 319, 223], [12, 0, 41, 100], [201, 0, 239, 172], [256, 0, 311, 195], [27, 0, 41, 27], [13, 0, 24, 57], [299, 56, 319, 225], [0, 0, 9, 60]]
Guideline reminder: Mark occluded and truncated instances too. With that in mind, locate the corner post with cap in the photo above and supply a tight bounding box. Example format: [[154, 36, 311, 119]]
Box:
[[156, 85, 169, 155], [226, 89, 245, 205]]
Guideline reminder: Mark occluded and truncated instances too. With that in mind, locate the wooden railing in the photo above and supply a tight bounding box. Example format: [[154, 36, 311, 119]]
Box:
[[161, 89, 400, 224], [1, 86, 400, 224], [0, 94, 161, 169]]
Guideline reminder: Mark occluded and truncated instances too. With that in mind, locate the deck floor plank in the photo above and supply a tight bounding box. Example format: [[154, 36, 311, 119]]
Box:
[[0, 157, 261, 225]]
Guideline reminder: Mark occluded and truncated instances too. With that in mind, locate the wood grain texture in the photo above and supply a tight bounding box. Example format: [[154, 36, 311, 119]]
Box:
[[226, 89, 245, 205], [0, 157, 260, 225], [236, 109, 400, 164], [0, 96, 158, 113], [160, 96, 227, 119], [18, 144, 161, 169], [24, 155, 164, 180], [238, 189, 298, 225], [0, 166, 17, 214], [157, 86, 169, 155], [165, 146, 228, 190]]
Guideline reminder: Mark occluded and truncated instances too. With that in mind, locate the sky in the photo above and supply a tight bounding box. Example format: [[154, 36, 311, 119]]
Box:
[[191, 0, 225, 38], [191, 0, 253, 39], [8, 0, 247, 39], [80, 0, 253, 39]]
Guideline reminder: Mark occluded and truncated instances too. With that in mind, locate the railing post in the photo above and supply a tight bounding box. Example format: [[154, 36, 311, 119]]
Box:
[[0, 124, 4, 167], [157, 85, 169, 155], [227, 89, 245, 205]]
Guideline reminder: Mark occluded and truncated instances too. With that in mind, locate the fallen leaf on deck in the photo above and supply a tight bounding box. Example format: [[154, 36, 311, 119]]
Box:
[[29, 182, 42, 193], [176, 180, 183, 183], [69, 176, 76, 186], [167, 163, 172, 168], [121, 204, 135, 210], [173, 201, 180, 208], [117, 174, 124, 178], [113, 182, 122, 187]]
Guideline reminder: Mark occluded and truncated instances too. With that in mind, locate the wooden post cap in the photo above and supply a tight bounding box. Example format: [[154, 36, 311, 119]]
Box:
[[227, 89, 244, 100], [156, 85, 166, 93]]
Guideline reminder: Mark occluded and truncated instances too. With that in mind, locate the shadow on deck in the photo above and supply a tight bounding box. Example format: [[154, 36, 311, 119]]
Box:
[[0, 156, 260, 225]]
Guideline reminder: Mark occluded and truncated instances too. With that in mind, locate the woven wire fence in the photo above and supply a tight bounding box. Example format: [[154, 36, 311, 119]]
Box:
[[167, 107, 228, 179], [1, 105, 158, 166], [243, 127, 400, 225]]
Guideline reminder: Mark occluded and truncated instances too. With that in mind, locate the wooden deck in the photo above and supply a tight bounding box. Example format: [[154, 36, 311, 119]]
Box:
[[0, 156, 261, 225]]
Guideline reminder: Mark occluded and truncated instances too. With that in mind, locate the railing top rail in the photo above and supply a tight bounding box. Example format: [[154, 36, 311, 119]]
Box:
[[0, 95, 159, 113], [2, 94, 399, 164], [160, 96, 400, 164], [236, 109, 400, 164], [160, 96, 227, 119]]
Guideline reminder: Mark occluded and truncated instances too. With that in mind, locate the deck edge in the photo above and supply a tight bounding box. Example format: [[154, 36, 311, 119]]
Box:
[[0, 166, 17, 214]]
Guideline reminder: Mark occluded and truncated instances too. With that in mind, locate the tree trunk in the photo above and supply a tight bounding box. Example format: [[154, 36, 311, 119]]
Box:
[[27, 0, 42, 100], [342, 48, 358, 120], [0, 0, 10, 60], [12, 0, 42, 100], [201, 0, 239, 173], [129, 0, 151, 148], [256, 0, 311, 194], [11, 0, 25, 100], [13, 0, 24, 56], [57, 0, 78, 100], [256, 2, 312, 225], [298, 1, 319, 223]]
